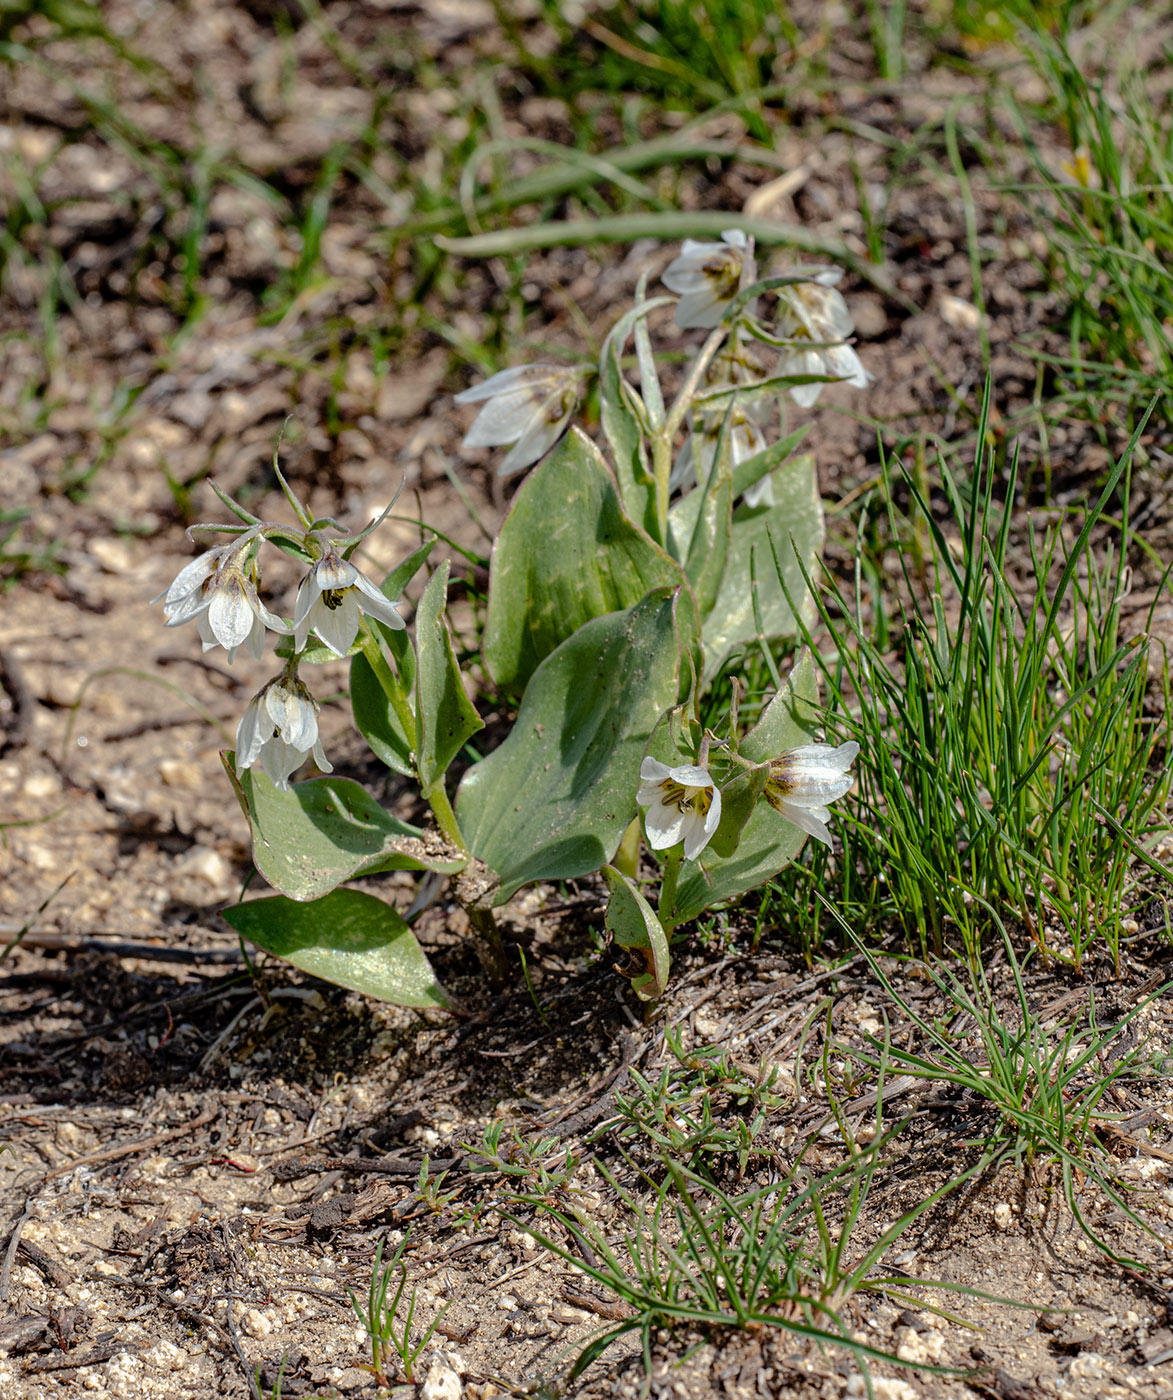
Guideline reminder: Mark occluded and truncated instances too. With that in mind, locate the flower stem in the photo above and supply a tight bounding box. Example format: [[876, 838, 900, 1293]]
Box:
[[467, 904, 507, 988], [651, 325, 728, 543], [658, 848, 682, 939], [427, 780, 468, 856]]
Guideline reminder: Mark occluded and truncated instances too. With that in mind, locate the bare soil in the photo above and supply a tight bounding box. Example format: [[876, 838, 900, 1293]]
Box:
[[2, 4, 1173, 1398]]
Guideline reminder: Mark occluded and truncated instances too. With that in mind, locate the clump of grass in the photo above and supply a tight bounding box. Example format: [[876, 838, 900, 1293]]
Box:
[[837, 909, 1168, 1268], [781, 396, 1171, 968], [347, 1233, 450, 1387]]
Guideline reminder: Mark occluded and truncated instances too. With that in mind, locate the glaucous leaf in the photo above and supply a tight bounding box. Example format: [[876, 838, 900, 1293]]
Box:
[[415, 560, 484, 792], [701, 453, 823, 680], [350, 651, 413, 777], [602, 864, 670, 1001], [482, 427, 690, 693], [222, 888, 456, 1009], [225, 759, 467, 902], [458, 587, 688, 904]]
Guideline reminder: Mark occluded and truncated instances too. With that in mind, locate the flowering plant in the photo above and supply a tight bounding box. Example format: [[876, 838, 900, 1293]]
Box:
[[157, 230, 866, 1007]]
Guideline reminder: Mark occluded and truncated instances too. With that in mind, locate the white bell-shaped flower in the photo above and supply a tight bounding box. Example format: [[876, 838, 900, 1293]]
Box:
[[662, 228, 756, 329], [455, 364, 582, 477], [292, 545, 405, 657], [764, 741, 859, 846], [638, 756, 722, 862], [775, 268, 871, 407], [156, 533, 288, 663], [235, 671, 332, 790]]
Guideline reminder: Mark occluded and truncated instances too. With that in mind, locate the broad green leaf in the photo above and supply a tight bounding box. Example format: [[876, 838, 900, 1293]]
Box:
[[602, 864, 670, 1001], [350, 652, 413, 776], [707, 767, 768, 859], [482, 427, 690, 693], [415, 561, 484, 792], [669, 651, 821, 923], [458, 588, 687, 904], [701, 452, 823, 680], [222, 888, 456, 1009], [225, 758, 467, 902], [730, 424, 810, 501]]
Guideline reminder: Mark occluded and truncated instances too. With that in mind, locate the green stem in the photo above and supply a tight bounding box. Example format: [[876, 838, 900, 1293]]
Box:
[[427, 780, 468, 856], [358, 629, 416, 751], [468, 904, 507, 987], [658, 848, 683, 939], [652, 325, 728, 543]]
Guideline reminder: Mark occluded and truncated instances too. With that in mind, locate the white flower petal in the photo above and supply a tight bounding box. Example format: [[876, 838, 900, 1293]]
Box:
[[311, 592, 361, 656], [461, 388, 543, 449], [235, 698, 268, 771], [497, 401, 572, 476], [645, 800, 688, 851], [668, 763, 713, 787], [773, 797, 833, 847], [673, 288, 725, 330], [157, 551, 218, 609], [207, 578, 256, 651], [311, 738, 333, 775], [455, 364, 563, 404], [352, 571, 406, 628], [639, 757, 672, 783], [265, 684, 318, 751], [741, 474, 774, 509], [259, 736, 304, 790]]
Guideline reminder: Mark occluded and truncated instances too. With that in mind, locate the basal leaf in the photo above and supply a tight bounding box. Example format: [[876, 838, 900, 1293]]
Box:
[[222, 888, 456, 1009], [701, 452, 823, 680], [458, 588, 687, 904], [602, 864, 670, 1001], [415, 560, 484, 792], [482, 427, 690, 692], [226, 758, 466, 902]]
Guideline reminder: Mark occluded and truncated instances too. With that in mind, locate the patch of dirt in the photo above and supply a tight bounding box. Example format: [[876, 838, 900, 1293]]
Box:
[[3, 3, 1173, 1398]]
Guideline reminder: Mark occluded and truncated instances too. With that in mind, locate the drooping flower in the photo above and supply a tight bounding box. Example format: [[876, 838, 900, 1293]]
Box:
[[774, 268, 871, 407], [638, 756, 722, 861], [672, 409, 773, 508], [156, 531, 288, 662], [662, 228, 756, 330], [235, 670, 332, 790], [455, 364, 582, 477], [292, 544, 406, 657], [763, 741, 859, 846]]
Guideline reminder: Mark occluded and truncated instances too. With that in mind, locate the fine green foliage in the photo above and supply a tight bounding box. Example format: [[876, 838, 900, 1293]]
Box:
[[792, 401, 1172, 964], [841, 915, 1167, 1266], [348, 1235, 450, 1386], [221, 889, 456, 1011]]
